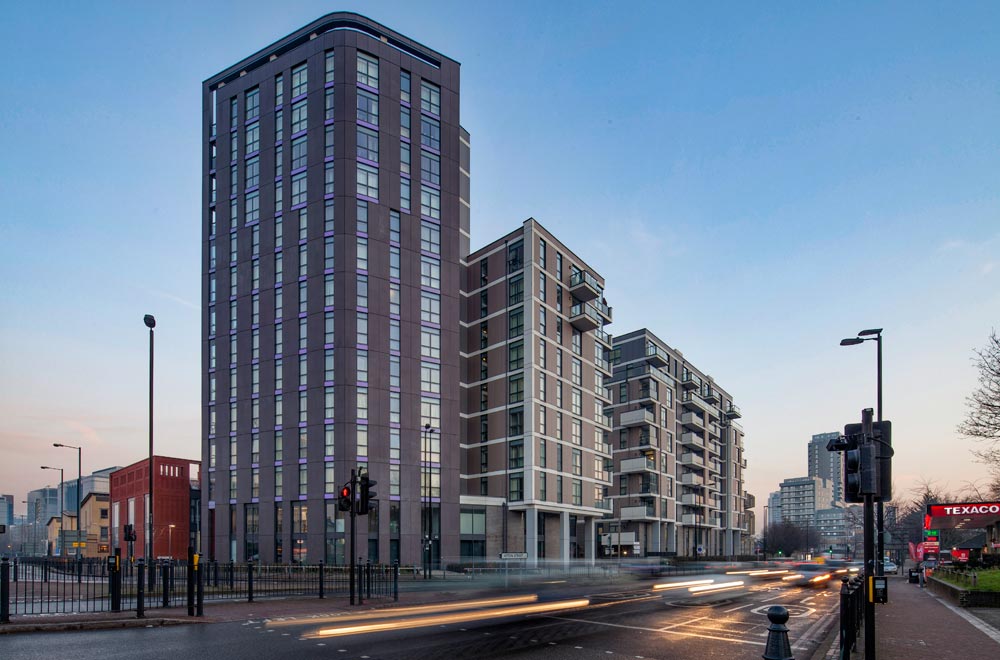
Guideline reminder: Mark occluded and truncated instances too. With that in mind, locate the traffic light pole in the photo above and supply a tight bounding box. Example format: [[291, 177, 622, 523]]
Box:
[[349, 468, 357, 606], [862, 410, 876, 659]]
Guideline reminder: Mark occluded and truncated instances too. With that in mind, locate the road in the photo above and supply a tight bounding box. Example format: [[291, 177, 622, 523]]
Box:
[[1, 580, 838, 659]]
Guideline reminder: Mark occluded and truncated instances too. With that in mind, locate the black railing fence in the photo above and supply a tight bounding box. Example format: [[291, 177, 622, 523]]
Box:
[[0, 556, 398, 620]]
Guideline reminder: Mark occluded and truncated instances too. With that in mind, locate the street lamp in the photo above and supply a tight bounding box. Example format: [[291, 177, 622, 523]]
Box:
[[168, 524, 176, 558], [40, 466, 64, 555], [144, 313, 156, 560], [422, 423, 435, 579], [840, 327, 884, 575], [52, 443, 82, 558]]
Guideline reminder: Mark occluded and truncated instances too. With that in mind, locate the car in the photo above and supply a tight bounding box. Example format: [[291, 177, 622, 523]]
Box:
[[882, 559, 898, 574], [781, 563, 835, 588]]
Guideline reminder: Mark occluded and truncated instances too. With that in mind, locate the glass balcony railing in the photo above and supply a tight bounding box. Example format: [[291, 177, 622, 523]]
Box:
[[569, 269, 602, 292]]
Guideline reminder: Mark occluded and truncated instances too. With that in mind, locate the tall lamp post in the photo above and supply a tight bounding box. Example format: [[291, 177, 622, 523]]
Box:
[[52, 443, 81, 558], [840, 328, 884, 576], [40, 466, 64, 555], [144, 314, 156, 559], [421, 423, 435, 578]]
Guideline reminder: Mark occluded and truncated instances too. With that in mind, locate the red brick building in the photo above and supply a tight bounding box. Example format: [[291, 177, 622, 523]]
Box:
[[109, 456, 200, 560]]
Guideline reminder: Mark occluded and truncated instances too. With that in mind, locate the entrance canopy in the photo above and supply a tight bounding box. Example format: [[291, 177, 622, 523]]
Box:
[[925, 502, 1000, 531]]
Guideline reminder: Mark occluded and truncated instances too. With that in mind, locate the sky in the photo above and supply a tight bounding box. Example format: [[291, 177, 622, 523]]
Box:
[[1, 1, 998, 522]]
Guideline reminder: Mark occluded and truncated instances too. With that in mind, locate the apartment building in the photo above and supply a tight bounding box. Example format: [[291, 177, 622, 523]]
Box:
[[808, 431, 842, 505], [605, 329, 746, 558], [459, 219, 614, 563], [201, 13, 470, 565], [778, 476, 833, 532]]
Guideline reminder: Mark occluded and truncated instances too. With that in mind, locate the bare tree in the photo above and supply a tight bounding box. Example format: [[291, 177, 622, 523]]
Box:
[[958, 330, 1000, 497]]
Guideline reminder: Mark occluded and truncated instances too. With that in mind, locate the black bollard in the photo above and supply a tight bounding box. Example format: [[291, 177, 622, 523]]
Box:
[[247, 561, 254, 603], [762, 605, 794, 660], [196, 556, 204, 617], [318, 561, 325, 599], [1, 557, 10, 624], [136, 558, 145, 619]]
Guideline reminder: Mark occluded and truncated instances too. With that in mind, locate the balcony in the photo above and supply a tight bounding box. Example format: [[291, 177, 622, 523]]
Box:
[[594, 354, 612, 375], [637, 429, 658, 447], [702, 387, 719, 405], [680, 472, 704, 486], [679, 431, 704, 449], [569, 269, 602, 302], [680, 411, 705, 431], [595, 328, 613, 347], [681, 493, 705, 506], [619, 456, 656, 474], [645, 344, 669, 368], [708, 422, 721, 439], [679, 452, 705, 468], [681, 371, 701, 390], [620, 408, 656, 428], [681, 391, 712, 415], [680, 513, 699, 525], [725, 403, 742, 419], [620, 504, 657, 521], [639, 482, 658, 495], [593, 499, 612, 512], [569, 302, 601, 331]]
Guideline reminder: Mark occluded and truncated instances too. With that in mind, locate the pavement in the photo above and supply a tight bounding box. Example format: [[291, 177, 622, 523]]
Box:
[[814, 571, 1000, 660]]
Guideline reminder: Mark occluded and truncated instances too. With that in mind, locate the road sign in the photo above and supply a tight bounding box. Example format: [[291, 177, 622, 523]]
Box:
[[499, 552, 528, 560], [632, 542, 641, 552]]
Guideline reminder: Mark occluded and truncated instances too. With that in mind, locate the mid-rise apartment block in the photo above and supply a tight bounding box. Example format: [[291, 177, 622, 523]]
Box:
[[605, 329, 746, 558], [808, 431, 842, 505], [458, 219, 614, 562], [201, 13, 470, 565], [778, 476, 833, 531]]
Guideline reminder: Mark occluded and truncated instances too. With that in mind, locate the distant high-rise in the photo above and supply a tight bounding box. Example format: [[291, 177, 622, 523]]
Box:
[[767, 491, 782, 526], [808, 432, 841, 506], [201, 13, 469, 564]]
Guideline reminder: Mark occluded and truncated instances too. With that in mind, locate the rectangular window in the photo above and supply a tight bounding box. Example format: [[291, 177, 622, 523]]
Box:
[[420, 256, 440, 289], [420, 151, 440, 185], [400, 178, 411, 210], [508, 407, 524, 436], [508, 307, 523, 338], [291, 171, 307, 206], [357, 126, 378, 162], [508, 276, 523, 305], [325, 50, 335, 83], [400, 107, 410, 140], [508, 374, 524, 403], [390, 246, 400, 279], [245, 87, 259, 121], [421, 361, 440, 393], [421, 292, 440, 324], [291, 99, 307, 134], [357, 237, 368, 271], [400, 70, 411, 103], [275, 74, 284, 106], [420, 81, 441, 115], [325, 88, 334, 121], [357, 52, 379, 88], [390, 281, 400, 315], [420, 221, 440, 254], [245, 155, 260, 189], [508, 340, 524, 370], [420, 186, 440, 219], [420, 115, 440, 150], [325, 124, 335, 158], [400, 141, 411, 175], [357, 275, 368, 308], [291, 63, 307, 97], [357, 162, 378, 199], [357, 89, 379, 125], [421, 326, 440, 359], [291, 136, 307, 170], [509, 440, 524, 469], [245, 123, 260, 154], [245, 190, 259, 223]]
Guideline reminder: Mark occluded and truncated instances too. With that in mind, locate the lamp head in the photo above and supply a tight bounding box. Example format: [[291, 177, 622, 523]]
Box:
[[144, 314, 156, 329], [857, 328, 882, 337], [840, 338, 864, 346]]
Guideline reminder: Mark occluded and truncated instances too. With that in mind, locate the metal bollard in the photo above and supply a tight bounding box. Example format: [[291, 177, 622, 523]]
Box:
[[196, 556, 204, 617], [12, 558, 17, 583], [136, 558, 145, 619], [247, 561, 254, 603], [1, 557, 10, 624], [162, 561, 170, 608], [762, 605, 794, 660], [318, 561, 325, 599]]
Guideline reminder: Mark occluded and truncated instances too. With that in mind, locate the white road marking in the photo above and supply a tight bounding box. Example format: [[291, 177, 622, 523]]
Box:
[[723, 603, 755, 612], [545, 616, 766, 647]]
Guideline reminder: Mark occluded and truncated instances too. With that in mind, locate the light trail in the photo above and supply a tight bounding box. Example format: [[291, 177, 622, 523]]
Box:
[[306, 598, 590, 638], [267, 594, 539, 628]]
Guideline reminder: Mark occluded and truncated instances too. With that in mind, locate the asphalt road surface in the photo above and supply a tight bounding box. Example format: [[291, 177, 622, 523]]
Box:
[[2, 581, 838, 659]]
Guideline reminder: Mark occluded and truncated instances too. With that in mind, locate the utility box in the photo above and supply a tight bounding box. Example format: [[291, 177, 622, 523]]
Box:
[[871, 576, 888, 604]]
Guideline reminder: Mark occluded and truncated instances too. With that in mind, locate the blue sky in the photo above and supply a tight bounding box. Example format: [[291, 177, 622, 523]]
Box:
[[2, 1, 998, 518]]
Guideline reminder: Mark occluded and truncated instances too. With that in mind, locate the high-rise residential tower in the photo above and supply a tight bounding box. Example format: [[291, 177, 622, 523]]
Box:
[[201, 13, 469, 565], [808, 431, 842, 506], [458, 219, 614, 563]]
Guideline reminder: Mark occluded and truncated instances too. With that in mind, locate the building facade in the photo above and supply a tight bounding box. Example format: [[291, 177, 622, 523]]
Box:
[[110, 456, 200, 560], [605, 329, 747, 558], [778, 476, 833, 551], [807, 432, 842, 505], [202, 13, 470, 565], [767, 490, 783, 527], [458, 219, 614, 563]]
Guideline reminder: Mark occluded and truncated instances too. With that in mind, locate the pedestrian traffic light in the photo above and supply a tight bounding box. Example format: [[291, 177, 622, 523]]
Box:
[[338, 484, 353, 512], [359, 473, 377, 515]]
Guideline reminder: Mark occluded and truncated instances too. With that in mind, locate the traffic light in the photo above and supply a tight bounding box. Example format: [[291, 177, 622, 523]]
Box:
[[359, 473, 377, 515], [338, 484, 353, 512], [124, 524, 136, 542], [843, 422, 878, 502], [872, 421, 892, 502]]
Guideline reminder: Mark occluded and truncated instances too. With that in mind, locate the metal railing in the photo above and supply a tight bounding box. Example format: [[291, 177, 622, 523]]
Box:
[[838, 575, 865, 659]]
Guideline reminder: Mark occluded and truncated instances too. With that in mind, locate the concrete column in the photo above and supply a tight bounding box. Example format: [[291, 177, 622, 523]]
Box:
[[559, 511, 570, 566], [650, 522, 663, 554], [525, 506, 538, 567], [583, 517, 595, 563]]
